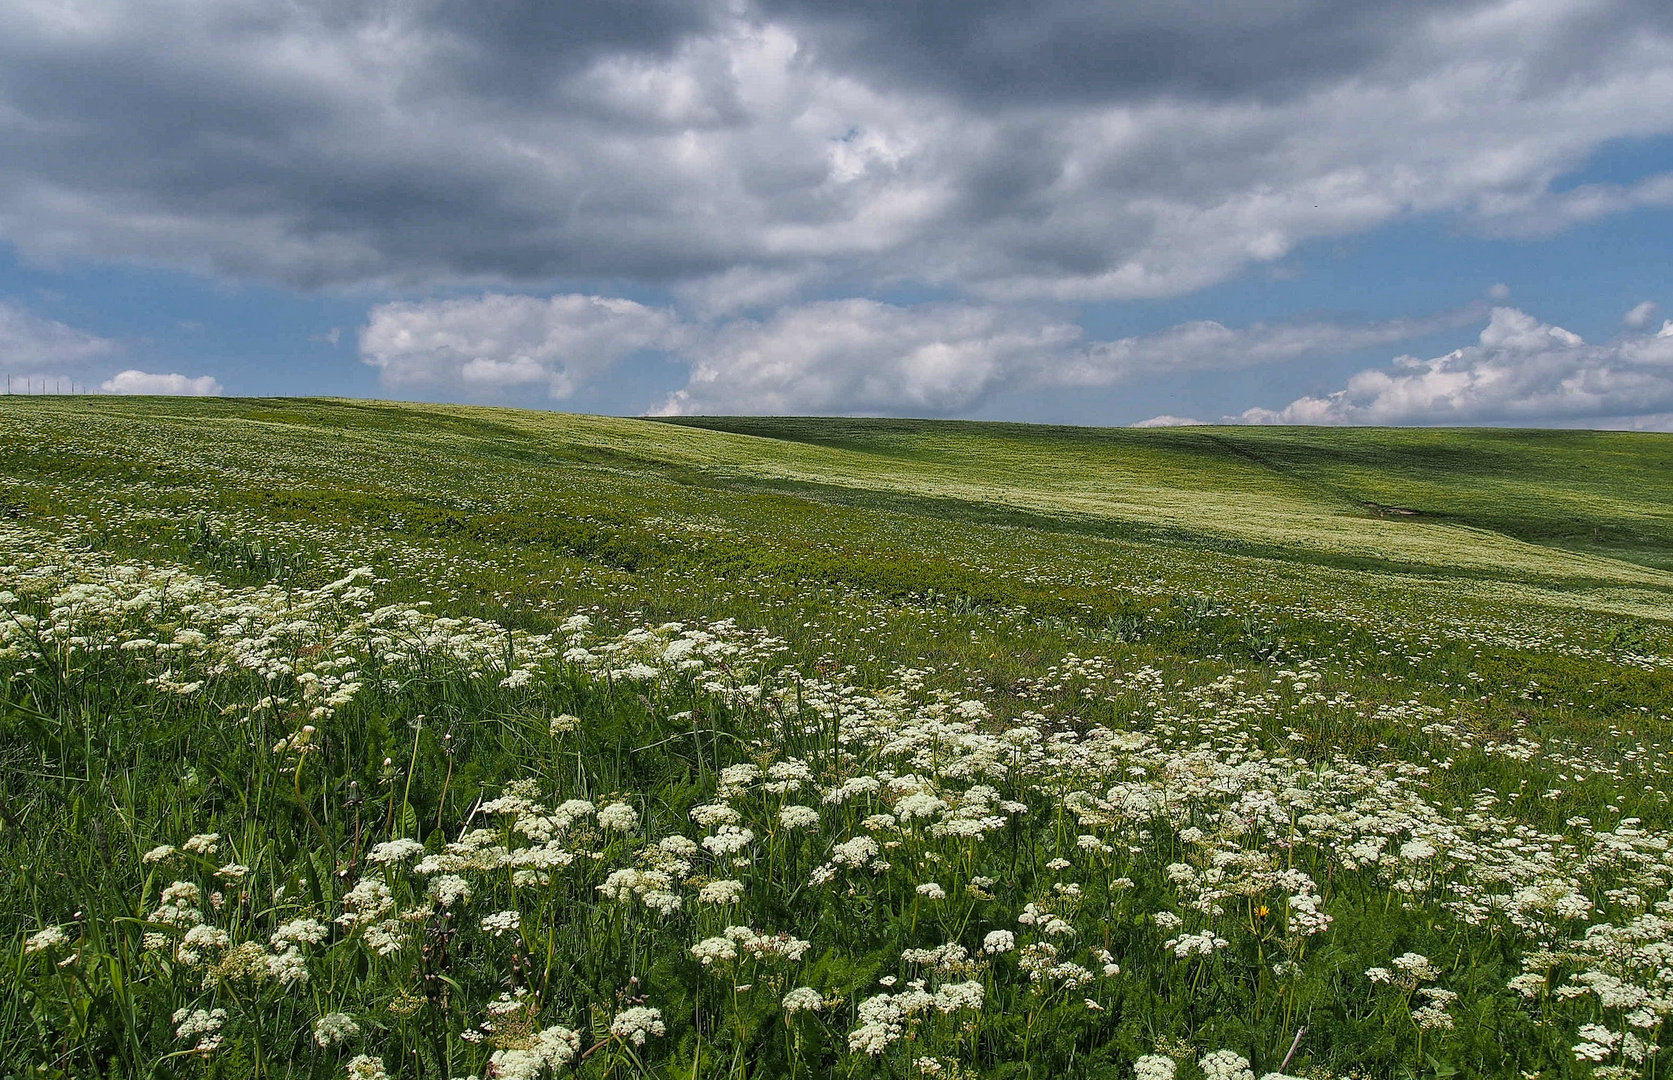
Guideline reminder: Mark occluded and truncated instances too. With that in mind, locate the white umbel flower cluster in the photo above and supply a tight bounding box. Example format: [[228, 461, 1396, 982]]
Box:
[[1134, 1055, 1176, 1080], [172, 1007, 227, 1053], [312, 1012, 360, 1047], [597, 801, 640, 833], [489, 1025, 581, 1080], [782, 986, 825, 1012], [610, 1006, 666, 1046], [345, 1055, 388, 1080], [1200, 1050, 1254, 1080]]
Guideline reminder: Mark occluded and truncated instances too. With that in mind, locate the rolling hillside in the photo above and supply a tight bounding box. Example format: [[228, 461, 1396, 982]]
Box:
[[4, 396, 1673, 1080]]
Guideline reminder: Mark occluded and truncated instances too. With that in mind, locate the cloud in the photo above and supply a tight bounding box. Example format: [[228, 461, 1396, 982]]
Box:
[[0, 300, 118, 369], [99, 369, 222, 395], [0, 299, 230, 395], [755, 0, 1483, 105], [1236, 307, 1673, 426], [359, 293, 680, 398], [1, 2, 1671, 304], [1132, 415, 1208, 428], [1060, 305, 1485, 385], [1588, 412, 1673, 432], [1467, 172, 1673, 239], [367, 288, 1484, 416], [360, 292, 1089, 414], [1625, 300, 1660, 329], [653, 299, 1081, 415]]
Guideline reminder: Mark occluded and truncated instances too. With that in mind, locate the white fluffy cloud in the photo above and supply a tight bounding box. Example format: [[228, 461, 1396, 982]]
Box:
[[655, 300, 1082, 415], [1625, 301, 1660, 329], [1, 2, 1671, 304], [656, 299, 1495, 414], [360, 293, 1081, 414], [362, 290, 1491, 415], [1237, 307, 1673, 426], [1132, 415, 1209, 428], [359, 294, 680, 398], [357, 293, 1081, 412], [99, 369, 222, 395], [0, 301, 118, 370]]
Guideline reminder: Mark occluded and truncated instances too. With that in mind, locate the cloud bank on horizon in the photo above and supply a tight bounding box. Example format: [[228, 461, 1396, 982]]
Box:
[[2, 0, 1672, 425]]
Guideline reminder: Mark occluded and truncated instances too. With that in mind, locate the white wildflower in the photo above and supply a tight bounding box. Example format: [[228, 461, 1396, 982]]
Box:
[[346, 1055, 388, 1080], [692, 936, 739, 966], [173, 1007, 228, 1053], [783, 987, 824, 1013], [1135, 1055, 1176, 1080], [691, 803, 741, 827], [368, 838, 425, 865], [610, 1006, 665, 1046], [660, 834, 700, 859], [1392, 952, 1437, 980], [597, 802, 640, 833], [830, 836, 880, 866], [429, 875, 472, 908], [181, 833, 221, 856], [1400, 839, 1437, 861], [1201, 1050, 1254, 1080], [270, 918, 329, 951], [701, 825, 754, 856], [699, 879, 746, 905], [313, 1012, 360, 1047], [779, 805, 821, 830], [489, 1026, 581, 1080], [932, 980, 984, 1013], [553, 799, 595, 828], [1164, 932, 1228, 958]]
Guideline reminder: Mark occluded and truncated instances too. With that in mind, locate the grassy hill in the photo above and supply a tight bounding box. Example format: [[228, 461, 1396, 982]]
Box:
[[663, 416, 1673, 575], [16, 393, 1671, 584], [3, 396, 1673, 1080]]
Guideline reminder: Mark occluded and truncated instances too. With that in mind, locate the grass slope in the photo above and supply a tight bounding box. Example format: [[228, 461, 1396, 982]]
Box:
[[658, 416, 1673, 581], [3, 396, 1673, 1080]]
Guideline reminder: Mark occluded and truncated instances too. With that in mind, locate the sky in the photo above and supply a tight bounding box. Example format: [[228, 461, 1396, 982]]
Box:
[[3, 0, 1673, 428]]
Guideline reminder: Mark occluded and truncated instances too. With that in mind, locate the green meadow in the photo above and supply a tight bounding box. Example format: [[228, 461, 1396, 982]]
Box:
[[3, 396, 1673, 1080]]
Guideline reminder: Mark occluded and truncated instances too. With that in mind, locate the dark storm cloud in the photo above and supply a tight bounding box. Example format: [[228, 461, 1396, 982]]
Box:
[[420, 0, 720, 99], [1, 0, 1671, 300], [754, 0, 1484, 104]]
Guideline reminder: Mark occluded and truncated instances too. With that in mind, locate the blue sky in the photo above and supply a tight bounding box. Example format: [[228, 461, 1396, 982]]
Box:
[[3, 1, 1673, 427]]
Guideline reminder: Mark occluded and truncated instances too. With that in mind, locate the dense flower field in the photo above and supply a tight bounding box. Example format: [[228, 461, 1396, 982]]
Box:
[[3, 399, 1673, 1079]]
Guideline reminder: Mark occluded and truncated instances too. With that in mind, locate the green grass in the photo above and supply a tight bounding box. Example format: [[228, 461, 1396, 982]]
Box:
[[659, 416, 1673, 579], [3, 396, 1673, 1080]]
